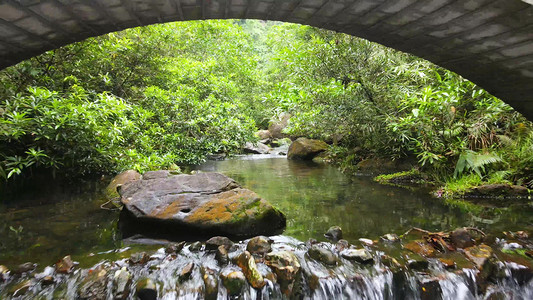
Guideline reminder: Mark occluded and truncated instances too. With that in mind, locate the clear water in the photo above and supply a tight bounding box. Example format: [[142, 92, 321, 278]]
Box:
[[1, 156, 532, 269]]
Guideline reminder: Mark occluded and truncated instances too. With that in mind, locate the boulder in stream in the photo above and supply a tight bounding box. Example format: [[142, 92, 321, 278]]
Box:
[[105, 170, 141, 200], [243, 142, 271, 154], [119, 172, 286, 238], [287, 138, 328, 160]]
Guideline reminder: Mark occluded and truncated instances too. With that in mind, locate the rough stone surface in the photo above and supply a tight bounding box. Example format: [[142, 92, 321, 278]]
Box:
[[0, 2, 531, 121], [268, 113, 291, 139], [465, 244, 493, 268], [206, 236, 234, 251], [256, 130, 272, 140], [220, 269, 246, 296], [450, 228, 475, 249], [340, 249, 373, 263], [105, 170, 141, 200], [55, 255, 75, 274], [464, 184, 529, 198], [324, 226, 343, 242], [307, 245, 337, 266], [119, 172, 286, 237], [235, 251, 266, 289], [243, 142, 271, 154], [265, 251, 301, 296], [246, 236, 272, 256], [287, 138, 328, 160]]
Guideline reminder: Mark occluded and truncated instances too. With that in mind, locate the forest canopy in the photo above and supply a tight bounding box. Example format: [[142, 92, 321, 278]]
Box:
[[1, 20, 531, 195]]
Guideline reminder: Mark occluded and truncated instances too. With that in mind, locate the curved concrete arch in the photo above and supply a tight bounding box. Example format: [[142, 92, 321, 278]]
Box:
[[0, 0, 532, 118]]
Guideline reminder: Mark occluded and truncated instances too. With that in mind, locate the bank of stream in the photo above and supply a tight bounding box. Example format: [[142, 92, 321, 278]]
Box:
[[1, 155, 532, 299]]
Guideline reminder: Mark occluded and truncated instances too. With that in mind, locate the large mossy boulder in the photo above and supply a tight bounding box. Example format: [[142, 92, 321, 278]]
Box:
[[119, 172, 286, 238], [287, 138, 328, 160]]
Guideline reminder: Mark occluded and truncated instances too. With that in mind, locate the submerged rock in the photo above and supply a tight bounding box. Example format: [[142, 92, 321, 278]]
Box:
[[105, 170, 141, 199], [464, 244, 493, 268], [287, 138, 328, 160], [404, 240, 436, 257], [119, 172, 286, 237]]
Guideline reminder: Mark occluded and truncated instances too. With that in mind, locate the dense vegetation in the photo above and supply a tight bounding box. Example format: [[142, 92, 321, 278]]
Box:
[[1, 20, 532, 195]]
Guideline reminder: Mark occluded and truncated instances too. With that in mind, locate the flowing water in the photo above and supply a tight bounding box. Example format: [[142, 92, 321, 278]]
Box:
[[1, 155, 532, 299]]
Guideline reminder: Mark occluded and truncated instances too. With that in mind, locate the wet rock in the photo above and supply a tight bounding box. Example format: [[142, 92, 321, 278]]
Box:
[[307, 245, 337, 266], [113, 267, 132, 300], [336, 239, 349, 252], [179, 263, 195, 282], [78, 266, 108, 300], [419, 278, 443, 300], [464, 244, 493, 269], [287, 138, 328, 160], [220, 269, 246, 296], [324, 225, 343, 242], [464, 184, 529, 198], [129, 252, 150, 265], [270, 138, 292, 147], [165, 241, 185, 254], [306, 238, 318, 248], [265, 251, 301, 296], [236, 251, 266, 289], [189, 241, 203, 252], [42, 275, 55, 285], [14, 262, 37, 275], [0, 265, 9, 281], [381, 255, 402, 270], [120, 172, 286, 237], [450, 228, 475, 249], [246, 236, 272, 256], [215, 245, 229, 265], [9, 279, 32, 297], [106, 170, 141, 199], [438, 258, 456, 269], [381, 233, 400, 243], [55, 255, 75, 274], [359, 238, 374, 246], [201, 267, 218, 300], [406, 254, 429, 270], [136, 278, 158, 300], [340, 249, 374, 263], [206, 236, 234, 251], [244, 142, 271, 154], [404, 240, 436, 257]]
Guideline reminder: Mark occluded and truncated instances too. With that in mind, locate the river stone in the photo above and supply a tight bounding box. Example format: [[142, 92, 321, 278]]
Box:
[[113, 267, 132, 300], [450, 228, 475, 249], [165, 241, 185, 254], [324, 226, 343, 242], [419, 278, 443, 300], [0, 265, 9, 281], [307, 245, 337, 266], [265, 251, 301, 296], [216, 245, 229, 265], [341, 249, 374, 263], [206, 236, 234, 251], [201, 267, 218, 300], [256, 130, 272, 140], [465, 244, 493, 268], [15, 262, 36, 275], [78, 266, 108, 300], [464, 184, 529, 198], [9, 279, 32, 297], [142, 170, 179, 180], [119, 172, 286, 237], [188, 242, 203, 252], [55, 255, 75, 274], [246, 236, 272, 256], [129, 252, 150, 265], [220, 269, 246, 296], [236, 251, 266, 289], [105, 170, 141, 199], [287, 138, 328, 160], [179, 263, 194, 282], [243, 142, 271, 154]]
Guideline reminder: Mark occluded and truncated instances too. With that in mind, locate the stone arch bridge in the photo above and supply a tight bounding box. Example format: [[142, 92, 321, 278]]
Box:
[[0, 0, 532, 118]]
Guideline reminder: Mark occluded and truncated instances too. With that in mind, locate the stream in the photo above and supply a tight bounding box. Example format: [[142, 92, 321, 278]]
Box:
[[1, 155, 533, 299]]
